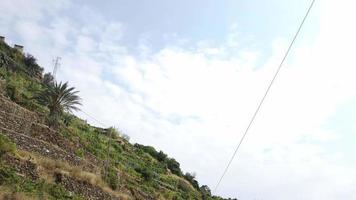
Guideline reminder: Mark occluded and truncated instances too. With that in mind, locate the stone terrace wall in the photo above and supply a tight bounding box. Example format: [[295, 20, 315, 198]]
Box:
[[54, 173, 122, 200], [0, 95, 38, 122], [0, 95, 99, 171], [2, 154, 39, 180]]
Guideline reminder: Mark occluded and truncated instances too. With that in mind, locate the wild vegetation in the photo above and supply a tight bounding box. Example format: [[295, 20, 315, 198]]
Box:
[[36, 81, 81, 128], [0, 39, 237, 199]]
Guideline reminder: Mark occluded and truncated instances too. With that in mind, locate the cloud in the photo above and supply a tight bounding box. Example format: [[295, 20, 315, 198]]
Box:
[[1, 0, 356, 199]]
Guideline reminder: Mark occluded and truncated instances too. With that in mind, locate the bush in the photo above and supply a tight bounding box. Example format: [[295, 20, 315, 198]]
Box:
[[177, 179, 191, 193], [157, 151, 167, 162], [184, 172, 199, 190], [166, 158, 182, 176], [102, 166, 119, 190], [134, 166, 154, 182], [43, 72, 54, 86], [74, 148, 84, 158], [134, 144, 158, 158], [200, 185, 212, 197], [0, 165, 82, 199], [23, 54, 43, 79], [6, 82, 22, 102], [0, 134, 16, 158], [0, 78, 6, 94]]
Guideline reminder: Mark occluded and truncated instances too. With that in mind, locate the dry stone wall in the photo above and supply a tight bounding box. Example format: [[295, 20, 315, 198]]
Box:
[[54, 172, 122, 200], [0, 95, 98, 171], [2, 154, 39, 180], [0, 95, 38, 122]]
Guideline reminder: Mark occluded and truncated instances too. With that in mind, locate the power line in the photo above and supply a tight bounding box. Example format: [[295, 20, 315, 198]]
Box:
[[79, 109, 107, 127], [79, 109, 113, 180], [213, 0, 316, 193]]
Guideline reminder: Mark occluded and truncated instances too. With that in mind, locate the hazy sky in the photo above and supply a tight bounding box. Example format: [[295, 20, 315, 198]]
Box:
[[1, 0, 356, 199]]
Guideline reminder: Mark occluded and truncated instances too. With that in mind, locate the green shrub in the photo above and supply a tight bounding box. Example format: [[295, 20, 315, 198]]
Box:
[[23, 53, 43, 79], [0, 78, 6, 94], [134, 144, 159, 158], [134, 166, 154, 182], [6, 82, 22, 102], [200, 185, 212, 198], [0, 134, 16, 158], [43, 72, 54, 86], [0, 165, 81, 199], [157, 151, 167, 162], [177, 179, 191, 193], [74, 148, 84, 158], [62, 113, 75, 127], [102, 166, 119, 190], [166, 158, 182, 176], [184, 172, 199, 190]]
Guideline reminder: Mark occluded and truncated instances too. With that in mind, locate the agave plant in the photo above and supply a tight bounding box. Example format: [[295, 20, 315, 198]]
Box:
[[38, 81, 81, 128]]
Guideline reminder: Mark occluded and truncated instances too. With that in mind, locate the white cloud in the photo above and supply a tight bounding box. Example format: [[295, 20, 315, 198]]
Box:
[[1, 0, 356, 199]]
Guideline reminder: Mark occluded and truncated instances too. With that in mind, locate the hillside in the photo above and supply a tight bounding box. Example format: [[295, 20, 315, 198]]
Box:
[[0, 39, 237, 200]]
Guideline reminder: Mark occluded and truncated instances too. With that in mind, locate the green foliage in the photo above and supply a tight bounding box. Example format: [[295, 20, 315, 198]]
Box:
[[184, 172, 199, 190], [23, 53, 43, 79], [105, 127, 120, 139], [0, 134, 16, 158], [0, 165, 82, 199], [74, 148, 84, 158], [200, 185, 212, 198], [134, 144, 158, 158], [102, 165, 119, 190], [0, 67, 46, 113], [134, 144, 183, 176], [157, 150, 167, 162], [177, 179, 192, 193], [43, 72, 55, 86], [62, 113, 76, 126], [37, 81, 81, 128], [166, 158, 183, 176], [134, 166, 154, 182]]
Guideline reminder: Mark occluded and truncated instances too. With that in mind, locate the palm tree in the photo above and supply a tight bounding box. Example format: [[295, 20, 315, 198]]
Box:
[[38, 81, 81, 128]]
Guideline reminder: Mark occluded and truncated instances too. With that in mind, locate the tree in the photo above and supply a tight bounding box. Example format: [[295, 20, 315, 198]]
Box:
[[43, 72, 54, 86], [166, 158, 182, 176], [157, 150, 167, 162], [37, 81, 81, 128], [200, 185, 212, 199], [23, 54, 43, 79]]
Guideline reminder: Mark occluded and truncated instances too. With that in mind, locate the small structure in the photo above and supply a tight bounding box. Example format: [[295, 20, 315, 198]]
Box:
[[14, 44, 24, 52], [0, 36, 4, 42]]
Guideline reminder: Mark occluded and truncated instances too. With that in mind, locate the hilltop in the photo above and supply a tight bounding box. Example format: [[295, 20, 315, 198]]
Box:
[[0, 39, 237, 200]]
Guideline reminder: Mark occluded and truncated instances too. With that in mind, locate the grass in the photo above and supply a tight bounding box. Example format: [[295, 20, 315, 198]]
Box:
[[18, 151, 128, 199], [0, 165, 83, 200], [57, 117, 212, 199], [0, 133, 16, 158], [0, 188, 38, 200]]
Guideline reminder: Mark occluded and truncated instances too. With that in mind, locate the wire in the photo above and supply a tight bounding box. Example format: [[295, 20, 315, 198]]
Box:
[[78, 109, 108, 127], [78, 109, 112, 173], [213, 0, 316, 193]]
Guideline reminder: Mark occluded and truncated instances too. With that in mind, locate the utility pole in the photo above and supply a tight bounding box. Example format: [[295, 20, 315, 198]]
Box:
[[52, 57, 61, 80]]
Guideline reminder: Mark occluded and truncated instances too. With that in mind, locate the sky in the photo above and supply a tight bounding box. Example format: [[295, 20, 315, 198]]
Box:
[[1, 0, 356, 199]]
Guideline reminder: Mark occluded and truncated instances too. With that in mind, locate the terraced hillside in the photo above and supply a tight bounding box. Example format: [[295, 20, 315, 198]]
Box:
[[0, 39, 236, 200]]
